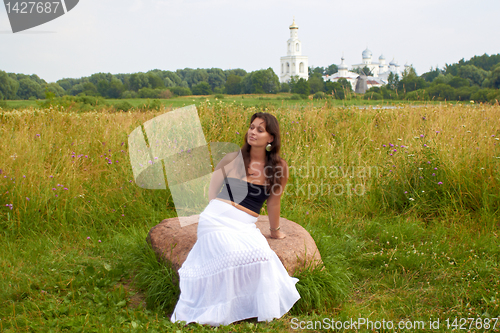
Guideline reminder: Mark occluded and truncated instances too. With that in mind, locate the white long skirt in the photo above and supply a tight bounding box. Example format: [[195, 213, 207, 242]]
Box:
[[170, 199, 300, 326]]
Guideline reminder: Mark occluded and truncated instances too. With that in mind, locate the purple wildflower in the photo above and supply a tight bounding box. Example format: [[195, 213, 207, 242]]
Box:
[[438, 182, 443, 185]]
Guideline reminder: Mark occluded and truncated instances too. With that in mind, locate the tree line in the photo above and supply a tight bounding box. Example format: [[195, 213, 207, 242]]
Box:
[[0, 67, 283, 100], [307, 53, 500, 104], [0, 53, 499, 103]]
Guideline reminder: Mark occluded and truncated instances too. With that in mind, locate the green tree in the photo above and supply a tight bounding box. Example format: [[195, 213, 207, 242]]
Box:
[[97, 80, 110, 97], [387, 72, 400, 92], [176, 68, 209, 88], [485, 64, 500, 89], [292, 78, 310, 96], [69, 83, 85, 96], [16, 78, 44, 99], [45, 82, 66, 97], [108, 78, 126, 98], [147, 72, 165, 89], [225, 75, 242, 95], [169, 86, 192, 96], [0, 70, 19, 99], [447, 76, 469, 88], [428, 84, 456, 101], [308, 74, 325, 94], [457, 65, 488, 86], [57, 78, 81, 91], [207, 68, 226, 91], [421, 67, 444, 82], [325, 64, 338, 75], [337, 78, 352, 92], [308, 66, 325, 76], [129, 73, 151, 91], [398, 66, 427, 93], [325, 81, 344, 98], [280, 82, 290, 93], [192, 82, 212, 95], [88, 73, 113, 86], [241, 68, 280, 94], [82, 82, 99, 96], [224, 69, 247, 79], [138, 88, 160, 98]]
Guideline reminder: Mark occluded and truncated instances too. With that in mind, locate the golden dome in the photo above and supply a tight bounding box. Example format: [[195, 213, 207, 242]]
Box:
[[289, 18, 298, 29]]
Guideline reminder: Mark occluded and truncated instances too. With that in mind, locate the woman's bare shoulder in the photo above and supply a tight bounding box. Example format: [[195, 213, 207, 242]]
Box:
[[215, 151, 240, 168], [278, 158, 289, 169]]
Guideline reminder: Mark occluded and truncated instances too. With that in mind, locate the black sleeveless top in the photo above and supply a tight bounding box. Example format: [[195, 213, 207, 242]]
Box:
[[216, 177, 270, 214]]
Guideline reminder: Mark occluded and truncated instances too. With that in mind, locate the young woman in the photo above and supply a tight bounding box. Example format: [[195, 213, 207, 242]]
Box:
[[171, 112, 300, 326]]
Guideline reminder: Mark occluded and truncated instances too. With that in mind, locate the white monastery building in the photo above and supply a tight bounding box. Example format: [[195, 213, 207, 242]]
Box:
[[280, 19, 308, 83], [323, 48, 410, 92]]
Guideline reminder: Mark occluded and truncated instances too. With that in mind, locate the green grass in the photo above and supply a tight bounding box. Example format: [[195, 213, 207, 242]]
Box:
[[2, 93, 448, 112], [1, 102, 500, 332]]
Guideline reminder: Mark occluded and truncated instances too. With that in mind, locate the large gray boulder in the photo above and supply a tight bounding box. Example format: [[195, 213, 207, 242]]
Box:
[[147, 215, 322, 276]]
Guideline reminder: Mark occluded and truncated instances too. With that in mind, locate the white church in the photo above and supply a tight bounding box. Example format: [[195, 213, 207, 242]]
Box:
[[279, 19, 410, 92], [280, 19, 308, 83], [323, 50, 409, 91]]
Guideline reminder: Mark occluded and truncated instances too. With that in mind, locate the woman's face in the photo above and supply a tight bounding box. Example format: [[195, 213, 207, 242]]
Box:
[[247, 117, 273, 148]]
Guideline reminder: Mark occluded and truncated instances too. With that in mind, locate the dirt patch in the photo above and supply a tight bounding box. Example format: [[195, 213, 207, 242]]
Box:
[[120, 278, 147, 309]]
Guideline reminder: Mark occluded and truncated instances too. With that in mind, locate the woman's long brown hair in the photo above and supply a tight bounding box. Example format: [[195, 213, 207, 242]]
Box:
[[240, 112, 283, 193]]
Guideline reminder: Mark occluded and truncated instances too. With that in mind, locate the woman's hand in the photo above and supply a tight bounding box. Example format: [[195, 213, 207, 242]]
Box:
[[270, 229, 286, 239]]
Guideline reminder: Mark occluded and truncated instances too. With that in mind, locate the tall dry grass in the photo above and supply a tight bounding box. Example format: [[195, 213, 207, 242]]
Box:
[[1, 102, 499, 235]]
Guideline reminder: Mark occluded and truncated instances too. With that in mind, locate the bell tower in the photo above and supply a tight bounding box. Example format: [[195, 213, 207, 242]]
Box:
[[280, 18, 309, 83]]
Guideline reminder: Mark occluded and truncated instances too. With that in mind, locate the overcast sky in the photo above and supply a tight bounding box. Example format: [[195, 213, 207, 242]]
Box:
[[1, 0, 499, 83]]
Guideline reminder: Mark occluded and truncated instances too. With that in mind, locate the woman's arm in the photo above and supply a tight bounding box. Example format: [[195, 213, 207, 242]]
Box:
[[208, 152, 239, 201], [267, 159, 289, 239]]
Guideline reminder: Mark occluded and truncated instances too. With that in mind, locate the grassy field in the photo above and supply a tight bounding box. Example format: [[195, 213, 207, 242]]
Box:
[[1, 93, 451, 112], [1, 101, 499, 332]]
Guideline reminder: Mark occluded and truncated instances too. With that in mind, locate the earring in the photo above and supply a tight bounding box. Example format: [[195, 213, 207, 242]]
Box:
[[266, 143, 272, 152]]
